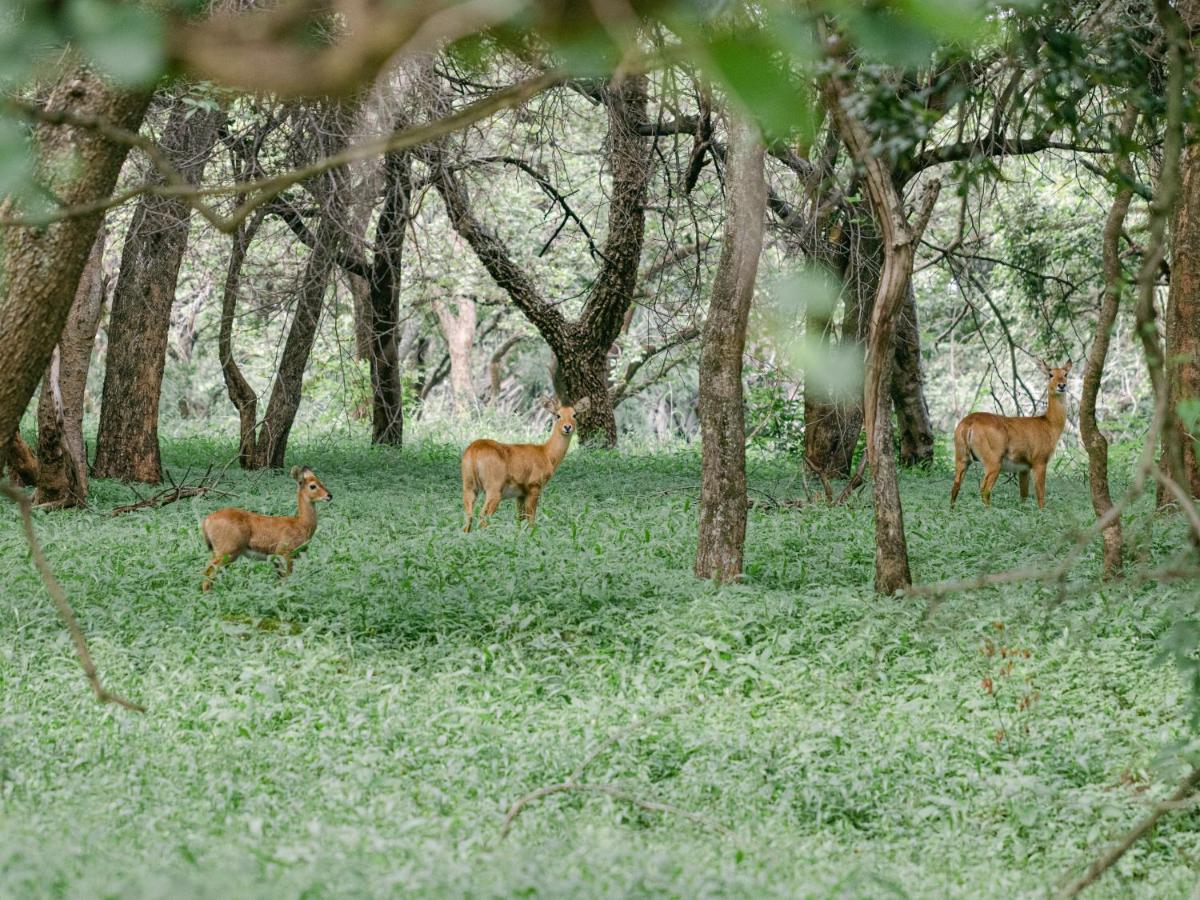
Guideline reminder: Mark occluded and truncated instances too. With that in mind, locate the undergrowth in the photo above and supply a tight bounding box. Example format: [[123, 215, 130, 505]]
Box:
[[1, 436, 1198, 898]]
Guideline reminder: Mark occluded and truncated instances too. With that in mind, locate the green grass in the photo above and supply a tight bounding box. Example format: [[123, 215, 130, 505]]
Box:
[[2, 437, 1199, 898]]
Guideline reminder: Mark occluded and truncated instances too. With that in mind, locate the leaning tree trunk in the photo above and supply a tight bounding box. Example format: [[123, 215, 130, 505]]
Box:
[[0, 68, 149, 450], [92, 97, 223, 483], [251, 175, 350, 468], [35, 231, 107, 508], [218, 215, 264, 468], [695, 111, 766, 583], [1081, 104, 1138, 579], [823, 64, 940, 595], [433, 294, 478, 416]]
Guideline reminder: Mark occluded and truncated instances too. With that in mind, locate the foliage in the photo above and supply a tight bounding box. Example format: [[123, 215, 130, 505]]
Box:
[[1, 437, 1198, 896]]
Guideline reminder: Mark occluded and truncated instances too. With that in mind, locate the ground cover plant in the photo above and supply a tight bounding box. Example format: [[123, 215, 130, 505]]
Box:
[[2, 435, 1198, 898]]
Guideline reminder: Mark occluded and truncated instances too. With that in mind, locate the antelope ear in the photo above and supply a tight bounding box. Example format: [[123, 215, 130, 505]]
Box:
[[540, 396, 559, 414], [1063, 360, 1073, 373], [574, 396, 592, 415], [1037, 358, 1051, 376], [290, 465, 302, 481]]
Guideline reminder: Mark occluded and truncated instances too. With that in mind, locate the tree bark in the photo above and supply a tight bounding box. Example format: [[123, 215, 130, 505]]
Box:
[[890, 283, 935, 467], [433, 294, 478, 415], [433, 75, 651, 446], [92, 96, 223, 482], [1081, 105, 1138, 579], [0, 67, 149, 450], [2, 433, 39, 486], [35, 231, 107, 507], [218, 215, 264, 468], [695, 111, 766, 583], [1165, 141, 1200, 500], [823, 63, 940, 595]]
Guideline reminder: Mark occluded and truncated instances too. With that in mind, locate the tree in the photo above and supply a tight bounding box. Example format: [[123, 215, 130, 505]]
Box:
[[433, 292, 478, 416], [695, 109, 766, 583], [91, 94, 223, 482], [35, 231, 107, 508], [434, 74, 652, 446], [0, 67, 149, 451], [822, 53, 940, 595]]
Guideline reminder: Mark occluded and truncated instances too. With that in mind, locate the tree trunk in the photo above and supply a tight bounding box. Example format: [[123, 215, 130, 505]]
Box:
[[432, 74, 651, 447], [1165, 143, 1200, 500], [2, 432, 39, 486], [0, 68, 149, 450], [890, 283, 935, 466], [804, 212, 873, 478], [433, 294, 478, 415], [1081, 105, 1138, 579], [35, 231, 107, 507], [218, 215, 264, 469], [823, 66, 940, 595], [695, 112, 766, 583], [92, 97, 222, 482]]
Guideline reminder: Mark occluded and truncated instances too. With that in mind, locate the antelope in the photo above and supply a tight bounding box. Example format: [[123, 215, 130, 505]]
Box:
[[461, 396, 590, 531], [951, 360, 1072, 509], [200, 465, 332, 591]]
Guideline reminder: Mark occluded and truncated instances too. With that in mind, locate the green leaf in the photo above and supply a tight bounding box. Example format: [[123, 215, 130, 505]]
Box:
[[68, 0, 165, 87]]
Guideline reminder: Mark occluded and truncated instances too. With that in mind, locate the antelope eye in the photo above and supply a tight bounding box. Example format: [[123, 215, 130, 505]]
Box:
[[308, 483, 316, 490]]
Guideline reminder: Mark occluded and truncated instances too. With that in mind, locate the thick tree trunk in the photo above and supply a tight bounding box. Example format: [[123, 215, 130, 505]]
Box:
[[92, 98, 222, 482], [890, 283, 935, 467], [35, 232, 107, 507], [0, 68, 148, 449], [433, 294, 477, 415], [805, 219, 872, 478], [695, 112, 766, 583], [364, 143, 411, 446], [1165, 142, 1200, 500]]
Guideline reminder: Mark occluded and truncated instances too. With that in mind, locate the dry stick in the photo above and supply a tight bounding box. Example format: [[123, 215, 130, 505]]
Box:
[[1, 482, 145, 712], [1055, 767, 1200, 899]]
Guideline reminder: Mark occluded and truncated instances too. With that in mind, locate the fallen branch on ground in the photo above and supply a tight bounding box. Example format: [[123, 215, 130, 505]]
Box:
[[1, 481, 144, 712], [109, 465, 228, 517]]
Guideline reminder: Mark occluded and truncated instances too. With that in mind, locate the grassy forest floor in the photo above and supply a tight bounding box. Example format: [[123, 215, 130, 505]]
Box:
[[2, 436, 1199, 898]]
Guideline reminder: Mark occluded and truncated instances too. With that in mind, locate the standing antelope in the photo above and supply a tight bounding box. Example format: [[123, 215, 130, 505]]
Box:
[[951, 360, 1072, 509], [200, 465, 332, 591], [461, 397, 590, 531]]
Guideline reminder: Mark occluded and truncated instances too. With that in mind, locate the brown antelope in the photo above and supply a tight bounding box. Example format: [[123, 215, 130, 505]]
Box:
[[200, 466, 332, 591], [461, 396, 590, 531], [951, 360, 1072, 509]]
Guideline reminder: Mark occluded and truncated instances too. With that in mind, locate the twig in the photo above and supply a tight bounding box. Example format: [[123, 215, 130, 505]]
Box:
[[109, 465, 226, 517], [1055, 767, 1200, 898], [1, 481, 144, 712]]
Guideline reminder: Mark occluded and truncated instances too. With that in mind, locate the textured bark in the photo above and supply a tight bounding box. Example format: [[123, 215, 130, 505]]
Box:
[[695, 112, 766, 583], [1165, 142, 1200, 499], [0, 68, 149, 449], [218, 216, 264, 468], [92, 97, 223, 482], [805, 214, 874, 478], [2, 433, 39, 486], [1081, 105, 1138, 579], [35, 232, 107, 507], [824, 69, 939, 594], [890, 283, 935, 467], [434, 75, 651, 446], [433, 294, 478, 415]]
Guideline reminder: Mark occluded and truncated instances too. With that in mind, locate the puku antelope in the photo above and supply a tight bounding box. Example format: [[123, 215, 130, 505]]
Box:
[[200, 466, 332, 591], [461, 396, 591, 531], [950, 360, 1072, 509]]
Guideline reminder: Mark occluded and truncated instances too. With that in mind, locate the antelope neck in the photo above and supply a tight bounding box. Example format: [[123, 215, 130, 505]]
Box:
[[1043, 392, 1067, 432], [544, 429, 571, 466], [295, 488, 317, 530]]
